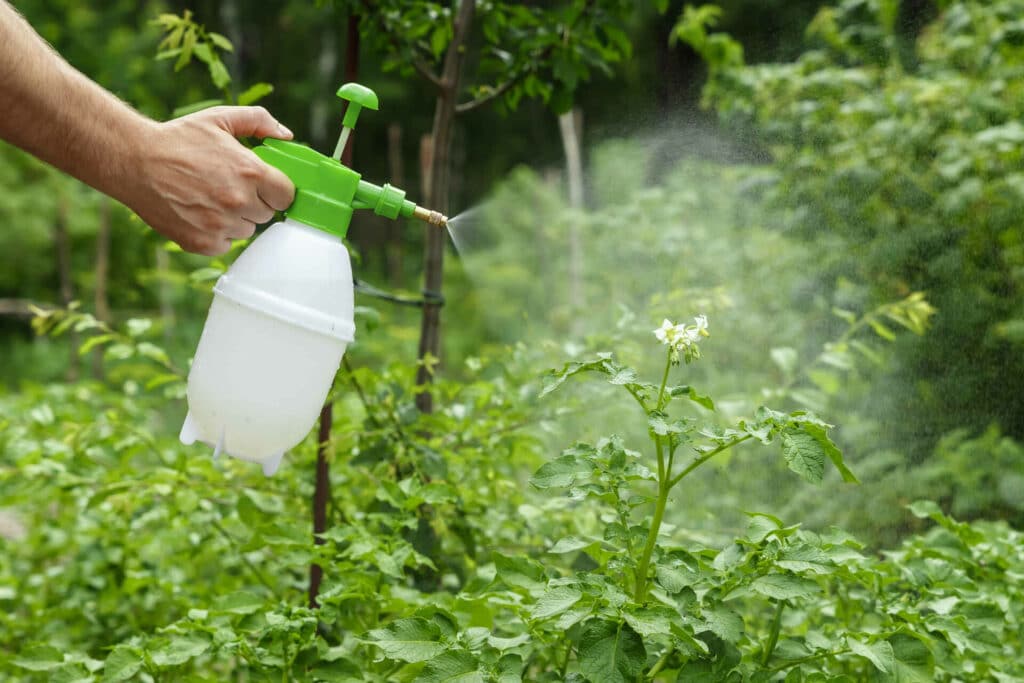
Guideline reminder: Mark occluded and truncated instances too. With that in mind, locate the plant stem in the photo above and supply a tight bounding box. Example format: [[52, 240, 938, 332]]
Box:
[[634, 477, 668, 602], [559, 640, 573, 677], [762, 600, 785, 666], [669, 434, 752, 488], [657, 350, 672, 410], [634, 353, 675, 602], [211, 519, 277, 596], [766, 649, 848, 674], [647, 647, 674, 679]]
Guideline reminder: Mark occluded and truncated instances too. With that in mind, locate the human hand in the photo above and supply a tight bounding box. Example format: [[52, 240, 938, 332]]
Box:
[[124, 106, 296, 256]]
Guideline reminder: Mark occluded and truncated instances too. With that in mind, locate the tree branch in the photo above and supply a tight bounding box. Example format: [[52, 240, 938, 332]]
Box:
[[363, 1, 443, 90], [411, 57, 442, 89], [456, 0, 599, 114], [455, 76, 518, 113]]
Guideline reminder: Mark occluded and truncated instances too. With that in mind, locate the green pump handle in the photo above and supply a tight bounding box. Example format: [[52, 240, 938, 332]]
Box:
[[252, 83, 425, 239]]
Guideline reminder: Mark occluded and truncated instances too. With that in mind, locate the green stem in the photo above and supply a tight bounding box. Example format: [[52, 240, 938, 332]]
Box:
[[646, 647, 673, 679], [766, 649, 848, 674], [559, 640, 572, 677], [657, 350, 672, 410], [211, 519, 277, 596], [634, 478, 669, 602], [762, 600, 785, 666], [669, 435, 752, 488], [656, 435, 665, 482], [634, 353, 675, 602]]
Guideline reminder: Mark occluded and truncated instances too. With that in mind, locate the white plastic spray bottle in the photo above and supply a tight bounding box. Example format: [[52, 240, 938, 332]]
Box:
[[179, 83, 446, 475]]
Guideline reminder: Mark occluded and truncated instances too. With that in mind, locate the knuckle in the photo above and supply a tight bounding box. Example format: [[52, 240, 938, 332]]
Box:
[[241, 155, 265, 179], [198, 209, 221, 229], [181, 235, 210, 255], [219, 188, 248, 210]]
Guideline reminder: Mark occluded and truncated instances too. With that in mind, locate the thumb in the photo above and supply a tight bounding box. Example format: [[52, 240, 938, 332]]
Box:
[[215, 106, 294, 140]]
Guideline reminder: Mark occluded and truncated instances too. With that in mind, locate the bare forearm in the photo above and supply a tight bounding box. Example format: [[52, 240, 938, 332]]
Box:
[[0, 1, 294, 256], [0, 1, 152, 203]]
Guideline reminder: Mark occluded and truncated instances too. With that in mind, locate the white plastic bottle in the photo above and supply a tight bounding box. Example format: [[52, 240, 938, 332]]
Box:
[[179, 217, 354, 475]]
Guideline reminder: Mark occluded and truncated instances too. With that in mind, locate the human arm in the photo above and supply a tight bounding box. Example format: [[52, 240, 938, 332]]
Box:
[[0, 1, 295, 255]]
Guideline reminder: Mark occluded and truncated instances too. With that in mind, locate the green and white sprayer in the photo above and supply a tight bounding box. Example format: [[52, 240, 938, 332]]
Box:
[[179, 83, 447, 475]]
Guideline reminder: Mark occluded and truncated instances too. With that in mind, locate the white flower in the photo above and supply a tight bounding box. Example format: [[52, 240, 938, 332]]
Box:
[[653, 314, 710, 363], [654, 319, 676, 345]]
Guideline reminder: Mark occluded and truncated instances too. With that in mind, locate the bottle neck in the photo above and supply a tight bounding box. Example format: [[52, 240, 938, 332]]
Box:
[[282, 217, 344, 243]]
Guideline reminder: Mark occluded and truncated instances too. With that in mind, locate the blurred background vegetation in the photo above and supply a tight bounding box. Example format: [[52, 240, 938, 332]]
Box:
[[5, 0, 1024, 678], [2, 0, 1023, 612]]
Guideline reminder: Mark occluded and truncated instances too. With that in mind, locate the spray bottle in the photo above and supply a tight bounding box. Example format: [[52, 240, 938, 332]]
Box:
[[179, 83, 446, 475]]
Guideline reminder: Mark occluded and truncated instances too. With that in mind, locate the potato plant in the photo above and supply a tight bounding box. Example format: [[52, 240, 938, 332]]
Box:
[[2, 309, 1022, 681]]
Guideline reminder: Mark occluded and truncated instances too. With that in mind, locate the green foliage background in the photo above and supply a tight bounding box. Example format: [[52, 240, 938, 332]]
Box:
[[1, 0, 1023, 681]]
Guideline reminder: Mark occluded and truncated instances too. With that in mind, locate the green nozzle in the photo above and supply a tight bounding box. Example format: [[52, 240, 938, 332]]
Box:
[[337, 83, 379, 128], [253, 82, 447, 238], [333, 83, 379, 161]]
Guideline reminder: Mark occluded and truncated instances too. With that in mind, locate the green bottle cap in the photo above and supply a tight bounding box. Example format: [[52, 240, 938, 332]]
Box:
[[252, 83, 417, 238], [254, 139, 360, 237], [337, 83, 379, 129]]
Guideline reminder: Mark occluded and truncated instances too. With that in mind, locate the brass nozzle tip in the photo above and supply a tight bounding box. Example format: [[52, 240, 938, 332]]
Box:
[[414, 206, 448, 228]]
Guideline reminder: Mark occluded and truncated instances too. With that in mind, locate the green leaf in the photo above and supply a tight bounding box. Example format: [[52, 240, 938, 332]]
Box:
[[548, 536, 593, 554], [415, 649, 482, 683], [207, 32, 234, 52], [780, 428, 826, 483], [78, 334, 114, 355], [12, 644, 64, 671], [868, 319, 897, 341], [907, 500, 942, 520], [238, 82, 274, 106], [776, 545, 834, 575], [886, 634, 935, 682], [496, 653, 523, 683], [364, 618, 445, 663], [623, 607, 676, 637], [493, 553, 546, 593], [209, 59, 231, 89], [698, 604, 743, 641], [126, 318, 152, 337], [488, 633, 530, 650], [648, 412, 686, 435], [577, 619, 646, 683], [429, 27, 449, 58], [214, 590, 265, 615], [530, 455, 589, 489], [848, 637, 894, 674], [656, 563, 699, 593], [530, 586, 582, 620], [607, 367, 639, 385], [137, 342, 170, 366], [309, 657, 362, 681], [801, 423, 858, 483], [103, 647, 142, 682], [745, 512, 783, 543], [150, 635, 210, 667], [750, 574, 819, 600], [192, 42, 213, 65]]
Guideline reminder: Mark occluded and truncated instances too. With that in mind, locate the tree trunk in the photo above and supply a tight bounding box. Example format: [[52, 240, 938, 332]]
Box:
[[310, 12, 359, 611], [558, 108, 585, 327], [386, 122, 405, 285], [93, 198, 112, 379], [311, 22, 338, 151], [415, 0, 476, 413], [55, 196, 78, 382]]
